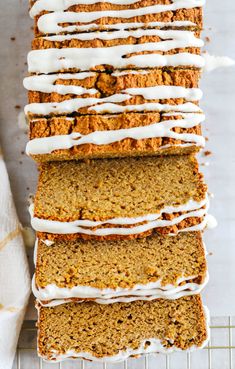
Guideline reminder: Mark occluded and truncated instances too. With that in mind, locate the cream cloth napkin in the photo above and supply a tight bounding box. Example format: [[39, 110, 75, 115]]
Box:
[[0, 151, 31, 369]]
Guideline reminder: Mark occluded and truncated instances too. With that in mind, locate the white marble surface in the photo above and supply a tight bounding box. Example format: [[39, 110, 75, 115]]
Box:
[[0, 0, 234, 318]]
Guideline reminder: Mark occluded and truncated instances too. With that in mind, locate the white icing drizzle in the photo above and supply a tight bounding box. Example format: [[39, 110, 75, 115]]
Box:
[[26, 113, 205, 155], [33, 238, 39, 265], [30, 0, 205, 18], [23, 72, 202, 98], [25, 100, 201, 116], [29, 29, 204, 75], [37, 288, 203, 306], [42, 29, 203, 48], [203, 52, 235, 72], [125, 86, 202, 100], [38, 18, 196, 35], [32, 272, 209, 305], [90, 101, 202, 114], [24, 73, 97, 95], [24, 85, 202, 116], [112, 70, 149, 76], [22, 227, 36, 249], [24, 70, 151, 95], [206, 214, 218, 229], [29, 196, 209, 236], [36, 304, 210, 362], [28, 47, 205, 74]]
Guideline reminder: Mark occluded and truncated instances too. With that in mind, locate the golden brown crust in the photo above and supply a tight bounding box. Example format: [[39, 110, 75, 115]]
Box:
[[32, 0, 203, 37], [37, 295, 208, 360], [36, 215, 205, 241]]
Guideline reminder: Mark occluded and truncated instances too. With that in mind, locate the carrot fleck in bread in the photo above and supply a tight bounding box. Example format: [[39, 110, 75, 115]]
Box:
[[36, 295, 209, 362], [30, 154, 208, 241], [34, 231, 208, 305]]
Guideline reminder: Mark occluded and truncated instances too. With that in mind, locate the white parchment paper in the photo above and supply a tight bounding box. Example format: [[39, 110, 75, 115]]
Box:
[[0, 0, 234, 317]]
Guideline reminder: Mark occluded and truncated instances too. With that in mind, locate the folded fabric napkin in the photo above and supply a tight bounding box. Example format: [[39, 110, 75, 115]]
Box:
[[0, 150, 31, 369]]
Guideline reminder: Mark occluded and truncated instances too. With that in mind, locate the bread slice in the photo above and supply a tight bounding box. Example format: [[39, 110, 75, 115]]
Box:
[[28, 29, 204, 74], [30, 0, 203, 37], [31, 154, 208, 241], [33, 232, 208, 306], [36, 295, 209, 362], [27, 112, 203, 162], [25, 68, 204, 161], [25, 68, 202, 117], [32, 29, 202, 53]]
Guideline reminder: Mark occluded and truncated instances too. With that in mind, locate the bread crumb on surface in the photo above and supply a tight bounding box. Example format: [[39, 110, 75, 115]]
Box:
[[204, 150, 212, 157]]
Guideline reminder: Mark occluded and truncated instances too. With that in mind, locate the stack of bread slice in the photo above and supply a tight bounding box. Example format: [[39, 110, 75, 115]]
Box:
[[25, 0, 212, 363]]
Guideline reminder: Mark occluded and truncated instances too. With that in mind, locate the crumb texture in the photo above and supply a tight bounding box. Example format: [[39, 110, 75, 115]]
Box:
[[36, 232, 207, 290], [37, 296, 208, 360], [34, 155, 207, 222]]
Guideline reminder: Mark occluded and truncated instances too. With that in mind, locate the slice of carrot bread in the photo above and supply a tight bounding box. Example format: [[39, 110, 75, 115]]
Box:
[[28, 29, 204, 74], [24, 68, 204, 161], [33, 232, 208, 306], [30, 154, 208, 241], [36, 295, 209, 362], [25, 68, 202, 115], [24, 68, 202, 118], [26, 112, 204, 162], [30, 0, 204, 37], [31, 29, 202, 53]]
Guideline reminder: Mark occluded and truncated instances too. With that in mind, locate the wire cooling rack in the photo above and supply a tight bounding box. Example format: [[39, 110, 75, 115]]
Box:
[[13, 316, 235, 369]]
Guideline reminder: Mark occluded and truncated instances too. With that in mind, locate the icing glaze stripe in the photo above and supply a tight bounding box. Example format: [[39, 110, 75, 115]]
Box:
[[30, 0, 206, 18], [37, 19, 196, 35], [29, 196, 209, 236], [26, 113, 205, 155], [89, 102, 202, 114], [24, 72, 96, 94], [24, 86, 202, 116], [32, 272, 209, 304], [39, 288, 207, 306], [23, 75, 203, 98], [42, 28, 203, 46], [25, 101, 201, 116], [28, 48, 205, 74], [31, 196, 208, 227]]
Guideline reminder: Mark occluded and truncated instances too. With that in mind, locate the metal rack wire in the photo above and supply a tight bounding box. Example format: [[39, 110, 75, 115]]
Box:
[[14, 316, 235, 369]]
